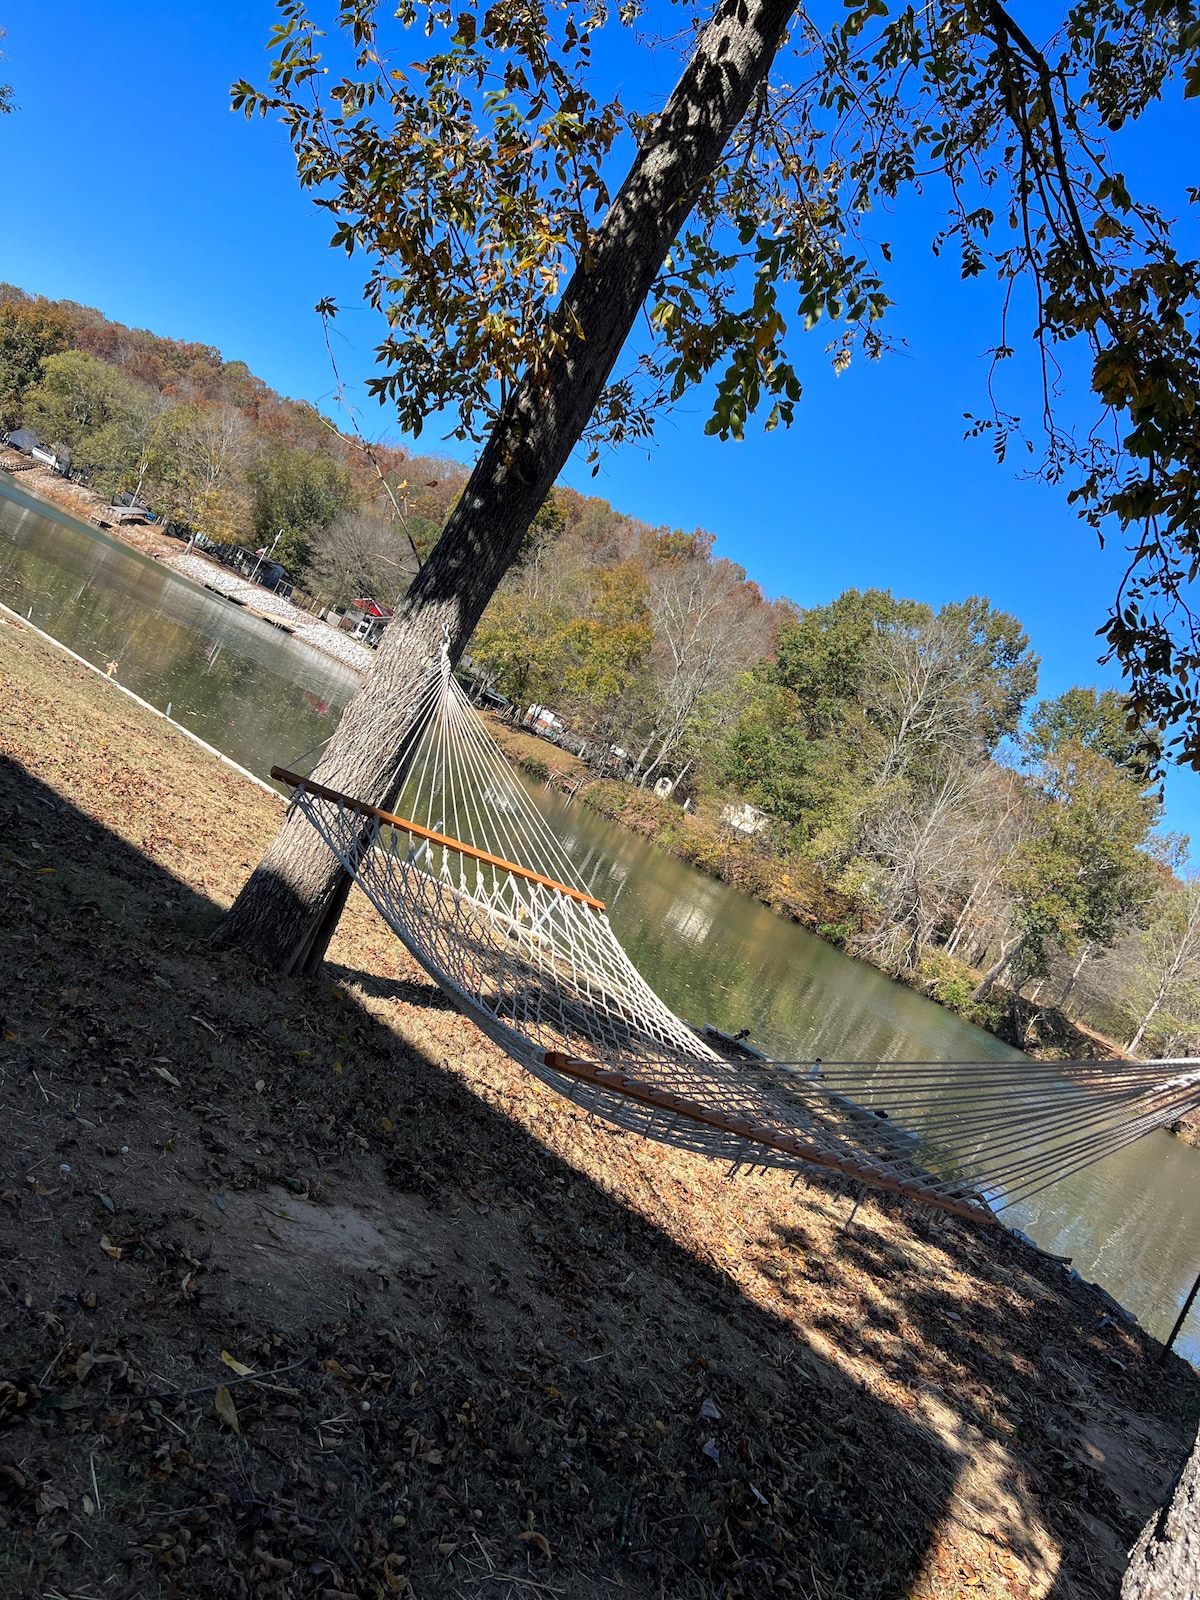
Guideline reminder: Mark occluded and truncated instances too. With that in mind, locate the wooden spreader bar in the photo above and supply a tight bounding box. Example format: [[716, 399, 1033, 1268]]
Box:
[[271, 766, 606, 912], [542, 1051, 996, 1225]]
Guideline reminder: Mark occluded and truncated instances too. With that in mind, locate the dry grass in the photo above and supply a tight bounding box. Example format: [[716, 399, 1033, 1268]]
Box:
[[1, 612, 1198, 1600]]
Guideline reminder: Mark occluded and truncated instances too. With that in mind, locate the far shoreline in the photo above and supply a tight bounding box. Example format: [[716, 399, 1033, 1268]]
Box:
[[0, 456, 374, 676]]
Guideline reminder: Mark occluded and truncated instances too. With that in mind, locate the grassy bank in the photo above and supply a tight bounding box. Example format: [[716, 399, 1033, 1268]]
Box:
[[488, 723, 850, 928], [2, 612, 1199, 1600]]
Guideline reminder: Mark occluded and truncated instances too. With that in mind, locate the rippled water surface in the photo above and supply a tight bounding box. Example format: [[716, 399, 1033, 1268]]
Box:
[[3, 472, 1198, 1364]]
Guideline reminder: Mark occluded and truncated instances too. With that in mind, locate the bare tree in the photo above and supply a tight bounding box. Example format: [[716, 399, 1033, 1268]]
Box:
[[855, 763, 1005, 973], [632, 557, 773, 786], [944, 767, 1030, 964], [865, 599, 1036, 790], [154, 403, 254, 542], [1125, 880, 1200, 1055], [310, 510, 417, 608]]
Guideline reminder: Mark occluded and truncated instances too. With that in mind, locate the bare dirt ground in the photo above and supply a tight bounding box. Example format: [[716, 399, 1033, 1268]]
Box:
[[1, 613, 1198, 1600]]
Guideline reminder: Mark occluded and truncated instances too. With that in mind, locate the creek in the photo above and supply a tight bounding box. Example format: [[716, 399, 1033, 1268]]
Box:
[[3, 470, 1199, 1364]]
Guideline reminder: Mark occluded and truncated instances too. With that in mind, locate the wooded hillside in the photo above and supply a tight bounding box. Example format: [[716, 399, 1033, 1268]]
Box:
[[0, 283, 466, 598]]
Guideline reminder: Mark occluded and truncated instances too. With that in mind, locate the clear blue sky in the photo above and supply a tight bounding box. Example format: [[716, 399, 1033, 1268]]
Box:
[[3, 2, 1199, 837]]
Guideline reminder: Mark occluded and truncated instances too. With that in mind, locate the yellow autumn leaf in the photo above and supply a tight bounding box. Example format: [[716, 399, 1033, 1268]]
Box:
[[220, 1350, 254, 1377], [214, 1384, 240, 1432]]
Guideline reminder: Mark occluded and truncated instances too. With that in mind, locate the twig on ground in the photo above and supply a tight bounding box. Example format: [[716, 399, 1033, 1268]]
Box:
[[39, 1355, 310, 1410]]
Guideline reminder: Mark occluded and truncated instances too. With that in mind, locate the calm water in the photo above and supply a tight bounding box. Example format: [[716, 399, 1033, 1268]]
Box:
[[0, 474, 360, 772], [3, 471, 1199, 1363]]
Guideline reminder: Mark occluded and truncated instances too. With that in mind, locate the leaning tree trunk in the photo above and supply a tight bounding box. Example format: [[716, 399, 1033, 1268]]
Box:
[[970, 934, 1027, 1004], [1129, 987, 1170, 1056], [1122, 1423, 1200, 1600], [1056, 940, 1092, 1010], [215, 0, 801, 974]]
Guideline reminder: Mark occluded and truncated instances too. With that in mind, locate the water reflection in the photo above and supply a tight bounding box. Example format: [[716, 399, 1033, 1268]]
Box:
[[3, 472, 1199, 1364], [0, 474, 359, 776]]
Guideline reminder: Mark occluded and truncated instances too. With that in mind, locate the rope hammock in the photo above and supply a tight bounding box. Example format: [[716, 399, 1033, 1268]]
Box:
[[273, 640, 1200, 1228]]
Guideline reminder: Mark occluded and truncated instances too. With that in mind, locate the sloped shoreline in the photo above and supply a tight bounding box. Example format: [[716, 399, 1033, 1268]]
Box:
[[0, 461, 375, 675]]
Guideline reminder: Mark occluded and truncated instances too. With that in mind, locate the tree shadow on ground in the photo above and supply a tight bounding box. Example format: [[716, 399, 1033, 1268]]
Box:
[[0, 749, 1194, 1600]]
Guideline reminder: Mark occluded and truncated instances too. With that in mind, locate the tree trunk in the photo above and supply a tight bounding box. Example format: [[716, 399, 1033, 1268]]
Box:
[[1122, 1423, 1200, 1600], [970, 935, 1026, 1003], [1128, 995, 1165, 1057], [1128, 948, 1189, 1054], [215, 0, 801, 974], [945, 885, 978, 956], [633, 727, 661, 785], [1057, 940, 1092, 1010]]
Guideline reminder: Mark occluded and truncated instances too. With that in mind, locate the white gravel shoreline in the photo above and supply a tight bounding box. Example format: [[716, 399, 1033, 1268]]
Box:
[[164, 551, 375, 674]]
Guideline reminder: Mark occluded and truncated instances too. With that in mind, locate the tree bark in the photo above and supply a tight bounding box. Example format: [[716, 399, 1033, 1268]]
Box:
[[215, 0, 801, 973], [1128, 997, 1165, 1057], [1122, 1423, 1200, 1600]]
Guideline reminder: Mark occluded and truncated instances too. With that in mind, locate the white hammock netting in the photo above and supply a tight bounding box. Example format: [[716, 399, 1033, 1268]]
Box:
[[275, 646, 1200, 1227]]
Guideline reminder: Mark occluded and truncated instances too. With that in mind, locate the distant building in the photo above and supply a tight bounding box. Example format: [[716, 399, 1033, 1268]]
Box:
[[524, 704, 565, 735], [721, 802, 769, 837], [476, 685, 510, 713], [254, 559, 288, 591], [349, 598, 395, 648], [6, 429, 69, 473]]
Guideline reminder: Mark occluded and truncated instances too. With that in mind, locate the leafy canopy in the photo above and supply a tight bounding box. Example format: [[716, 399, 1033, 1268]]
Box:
[[473, 557, 653, 722], [1027, 686, 1158, 782], [22, 352, 162, 495], [1006, 739, 1159, 969], [247, 447, 358, 572], [0, 295, 75, 429], [233, 0, 892, 451], [238, 0, 1200, 753]]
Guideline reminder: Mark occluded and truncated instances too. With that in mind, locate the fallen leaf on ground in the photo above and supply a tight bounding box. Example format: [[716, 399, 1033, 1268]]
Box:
[[214, 1383, 240, 1432], [35, 1485, 69, 1517], [99, 1235, 122, 1260], [220, 1350, 254, 1377]]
